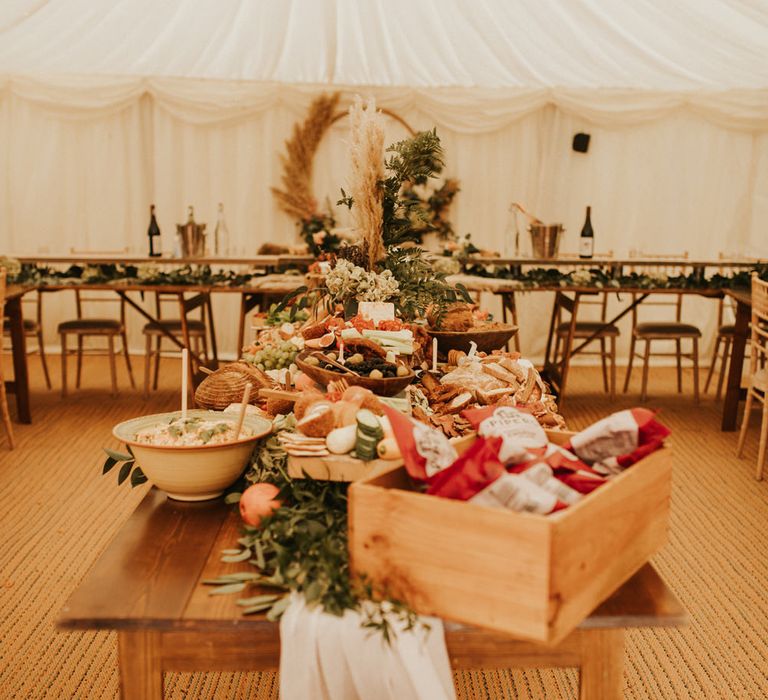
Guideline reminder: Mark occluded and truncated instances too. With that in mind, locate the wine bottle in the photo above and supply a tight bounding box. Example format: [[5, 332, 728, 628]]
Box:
[[213, 202, 229, 257], [147, 204, 162, 257], [579, 206, 594, 259]]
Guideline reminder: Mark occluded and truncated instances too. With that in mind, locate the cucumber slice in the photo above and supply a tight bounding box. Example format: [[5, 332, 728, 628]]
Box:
[[356, 410, 383, 437]]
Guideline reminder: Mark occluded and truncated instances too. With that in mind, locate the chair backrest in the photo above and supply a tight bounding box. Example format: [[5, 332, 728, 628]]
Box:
[[715, 252, 761, 326], [545, 291, 583, 407], [555, 291, 607, 323], [750, 273, 768, 372], [153, 291, 206, 322], [74, 289, 127, 325], [627, 251, 691, 325], [19, 290, 44, 326]]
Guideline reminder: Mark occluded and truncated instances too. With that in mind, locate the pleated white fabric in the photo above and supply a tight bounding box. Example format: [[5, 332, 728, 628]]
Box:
[[0, 1, 766, 361], [279, 594, 456, 700], [1, 0, 767, 94]]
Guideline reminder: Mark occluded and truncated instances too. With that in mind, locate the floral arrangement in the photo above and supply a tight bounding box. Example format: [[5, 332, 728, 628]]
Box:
[[324, 259, 399, 304], [0, 256, 21, 278], [271, 93, 462, 256]]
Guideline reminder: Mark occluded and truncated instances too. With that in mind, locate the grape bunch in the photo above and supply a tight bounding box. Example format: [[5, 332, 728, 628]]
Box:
[[245, 341, 299, 371]]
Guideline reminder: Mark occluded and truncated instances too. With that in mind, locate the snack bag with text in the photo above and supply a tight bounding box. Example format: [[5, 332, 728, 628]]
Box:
[[383, 405, 457, 481], [565, 408, 670, 476], [427, 437, 567, 514]]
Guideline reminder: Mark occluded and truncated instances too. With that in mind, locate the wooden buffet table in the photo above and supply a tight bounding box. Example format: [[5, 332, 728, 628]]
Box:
[[58, 489, 686, 700], [6, 253, 760, 429]]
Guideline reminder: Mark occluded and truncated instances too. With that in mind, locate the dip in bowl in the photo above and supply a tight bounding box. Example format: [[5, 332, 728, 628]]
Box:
[[113, 410, 272, 501]]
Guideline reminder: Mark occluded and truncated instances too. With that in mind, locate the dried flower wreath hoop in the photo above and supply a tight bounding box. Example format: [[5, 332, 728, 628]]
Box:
[[270, 93, 416, 255]]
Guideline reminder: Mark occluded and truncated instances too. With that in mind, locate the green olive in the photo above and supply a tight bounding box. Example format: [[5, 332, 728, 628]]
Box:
[[326, 352, 337, 362], [369, 369, 384, 379], [347, 353, 364, 365], [304, 355, 320, 366], [396, 364, 409, 377]]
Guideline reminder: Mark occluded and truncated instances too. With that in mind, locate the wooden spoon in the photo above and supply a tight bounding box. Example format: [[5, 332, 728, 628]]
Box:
[[308, 351, 361, 377]]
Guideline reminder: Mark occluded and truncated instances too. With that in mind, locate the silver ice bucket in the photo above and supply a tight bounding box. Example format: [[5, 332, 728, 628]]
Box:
[[529, 223, 564, 259]]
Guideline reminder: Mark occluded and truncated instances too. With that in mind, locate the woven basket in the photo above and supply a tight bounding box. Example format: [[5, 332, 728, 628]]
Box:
[[194, 362, 272, 410]]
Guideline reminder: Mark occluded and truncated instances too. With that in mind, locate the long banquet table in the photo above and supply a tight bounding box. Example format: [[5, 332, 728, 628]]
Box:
[[5, 254, 760, 429]]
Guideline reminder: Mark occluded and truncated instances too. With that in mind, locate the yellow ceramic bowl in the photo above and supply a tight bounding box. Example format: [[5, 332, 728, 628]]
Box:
[[113, 410, 273, 501]]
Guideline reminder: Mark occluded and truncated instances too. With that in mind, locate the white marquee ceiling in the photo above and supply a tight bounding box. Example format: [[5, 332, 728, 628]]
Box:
[[0, 0, 767, 90]]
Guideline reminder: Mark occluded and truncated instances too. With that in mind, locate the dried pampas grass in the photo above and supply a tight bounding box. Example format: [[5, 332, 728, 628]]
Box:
[[348, 97, 385, 270]]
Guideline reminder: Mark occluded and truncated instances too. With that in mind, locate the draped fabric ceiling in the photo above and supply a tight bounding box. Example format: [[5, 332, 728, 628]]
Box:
[[1, 0, 767, 357]]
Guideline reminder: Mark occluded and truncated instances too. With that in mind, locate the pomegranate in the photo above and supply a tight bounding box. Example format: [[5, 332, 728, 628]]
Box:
[[239, 483, 281, 527]]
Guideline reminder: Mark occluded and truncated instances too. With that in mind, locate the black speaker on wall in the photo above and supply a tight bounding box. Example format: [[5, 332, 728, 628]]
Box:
[[572, 132, 591, 153]]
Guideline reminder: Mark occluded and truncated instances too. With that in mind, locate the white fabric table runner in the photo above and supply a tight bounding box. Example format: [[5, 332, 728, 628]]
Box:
[[279, 594, 457, 700]]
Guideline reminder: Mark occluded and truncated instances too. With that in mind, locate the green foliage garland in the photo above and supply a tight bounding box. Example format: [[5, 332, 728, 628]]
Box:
[[208, 417, 422, 641]]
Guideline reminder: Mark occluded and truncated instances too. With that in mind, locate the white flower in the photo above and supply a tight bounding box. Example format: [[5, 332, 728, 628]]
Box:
[[136, 264, 160, 281], [569, 269, 593, 286], [0, 256, 22, 278], [81, 265, 102, 282]]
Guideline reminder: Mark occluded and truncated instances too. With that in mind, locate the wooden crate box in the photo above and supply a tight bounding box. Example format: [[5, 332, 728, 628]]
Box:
[[348, 431, 671, 645]]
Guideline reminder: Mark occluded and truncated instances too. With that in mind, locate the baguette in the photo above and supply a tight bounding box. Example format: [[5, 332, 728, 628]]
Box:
[[497, 357, 527, 382], [516, 367, 538, 403], [481, 362, 521, 386]]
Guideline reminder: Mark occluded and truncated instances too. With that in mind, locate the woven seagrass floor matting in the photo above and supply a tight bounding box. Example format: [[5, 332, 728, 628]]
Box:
[[1, 355, 766, 699]]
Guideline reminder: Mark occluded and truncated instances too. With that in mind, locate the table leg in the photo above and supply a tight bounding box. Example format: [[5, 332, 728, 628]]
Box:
[[5, 296, 31, 424], [722, 299, 750, 431], [204, 292, 219, 367], [578, 629, 625, 700], [118, 630, 163, 700]]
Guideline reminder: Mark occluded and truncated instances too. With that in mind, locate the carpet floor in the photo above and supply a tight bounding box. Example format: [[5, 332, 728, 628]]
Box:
[[0, 354, 766, 699]]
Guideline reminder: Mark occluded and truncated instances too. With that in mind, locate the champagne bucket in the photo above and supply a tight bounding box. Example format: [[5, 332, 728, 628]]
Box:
[[529, 223, 564, 259], [177, 223, 207, 257]]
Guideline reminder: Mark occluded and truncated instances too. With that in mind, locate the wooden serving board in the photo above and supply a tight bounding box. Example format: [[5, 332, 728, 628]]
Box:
[[287, 453, 402, 482]]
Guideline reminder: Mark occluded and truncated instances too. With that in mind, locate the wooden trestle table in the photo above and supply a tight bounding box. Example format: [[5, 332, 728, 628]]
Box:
[[3, 277, 302, 424], [5, 254, 758, 430], [58, 489, 685, 700]]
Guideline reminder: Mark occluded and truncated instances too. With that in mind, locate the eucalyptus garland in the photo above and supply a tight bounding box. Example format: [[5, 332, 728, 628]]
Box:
[[5, 259, 765, 292], [206, 416, 422, 641], [459, 260, 768, 290]]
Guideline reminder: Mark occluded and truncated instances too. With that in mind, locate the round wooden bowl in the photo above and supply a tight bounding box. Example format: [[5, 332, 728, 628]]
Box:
[[294, 351, 415, 397], [427, 325, 519, 357]]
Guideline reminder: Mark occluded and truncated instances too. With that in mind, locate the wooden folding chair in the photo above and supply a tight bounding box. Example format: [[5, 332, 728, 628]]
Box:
[[623, 252, 700, 402], [543, 291, 583, 408], [2, 289, 51, 389], [142, 292, 210, 397], [0, 268, 15, 448], [736, 273, 768, 480], [58, 290, 135, 398]]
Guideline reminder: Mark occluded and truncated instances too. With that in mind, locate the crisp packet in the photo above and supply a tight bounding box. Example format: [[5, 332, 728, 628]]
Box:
[[566, 408, 670, 475], [461, 405, 548, 464], [541, 443, 606, 494], [519, 463, 583, 506], [470, 473, 567, 514], [382, 405, 458, 480], [426, 437, 505, 500], [426, 437, 567, 514]]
